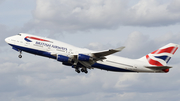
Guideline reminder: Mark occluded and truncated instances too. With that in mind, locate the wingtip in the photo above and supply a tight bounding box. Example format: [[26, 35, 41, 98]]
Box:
[[115, 46, 125, 51]]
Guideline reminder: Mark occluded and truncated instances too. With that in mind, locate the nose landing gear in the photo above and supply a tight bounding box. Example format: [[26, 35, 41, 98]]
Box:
[[18, 55, 22, 58], [18, 51, 22, 58]]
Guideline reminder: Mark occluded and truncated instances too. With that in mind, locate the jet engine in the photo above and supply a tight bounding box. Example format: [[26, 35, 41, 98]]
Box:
[[57, 55, 72, 63], [78, 54, 93, 61]]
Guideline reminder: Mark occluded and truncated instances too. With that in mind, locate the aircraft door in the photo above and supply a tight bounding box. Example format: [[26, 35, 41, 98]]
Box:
[[133, 65, 138, 71]]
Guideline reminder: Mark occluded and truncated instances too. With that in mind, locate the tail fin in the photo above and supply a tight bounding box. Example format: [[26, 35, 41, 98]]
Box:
[[139, 43, 179, 66]]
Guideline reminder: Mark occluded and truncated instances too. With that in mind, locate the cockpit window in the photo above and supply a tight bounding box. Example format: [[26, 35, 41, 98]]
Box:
[[17, 34, 21, 36]]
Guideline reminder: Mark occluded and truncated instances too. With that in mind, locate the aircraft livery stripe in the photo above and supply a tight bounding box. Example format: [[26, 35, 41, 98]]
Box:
[[92, 63, 135, 72], [146, 55, 163, 66], [172, 47, 178, 54], [25, 36, 51, 42], [154, 55, 168, 61], [151, 47, 176, 54]]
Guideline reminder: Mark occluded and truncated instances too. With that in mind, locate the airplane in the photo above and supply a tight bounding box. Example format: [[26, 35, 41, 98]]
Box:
[[5, 33, 179, 74]]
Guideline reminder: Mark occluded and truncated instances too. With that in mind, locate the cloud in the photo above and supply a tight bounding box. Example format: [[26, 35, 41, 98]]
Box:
[[124, 31, 149, 51], [115, 31, 180, 60], [0, 24, 26, 46], [1, 0, 180, 100], [167, 0, 180, 13], [23, 0, 180, 33], [0, 0, 5, 4]]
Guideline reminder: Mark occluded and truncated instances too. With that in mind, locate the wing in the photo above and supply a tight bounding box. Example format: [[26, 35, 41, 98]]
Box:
[[76, 46, 125, 68], [92, 46, 125, 60], [50, 46, 125, 72]]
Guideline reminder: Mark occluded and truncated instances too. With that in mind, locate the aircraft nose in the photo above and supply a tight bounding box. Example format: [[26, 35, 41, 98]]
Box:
[[5, 37, 10, 43]]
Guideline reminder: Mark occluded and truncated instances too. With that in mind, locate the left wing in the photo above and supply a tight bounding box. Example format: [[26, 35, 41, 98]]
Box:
[[91, 46, 125, 60], [50, 46, 125, 72]]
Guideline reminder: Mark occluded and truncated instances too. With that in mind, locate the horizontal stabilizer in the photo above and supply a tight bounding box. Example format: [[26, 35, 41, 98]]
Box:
[[145, 66, 172, 70]]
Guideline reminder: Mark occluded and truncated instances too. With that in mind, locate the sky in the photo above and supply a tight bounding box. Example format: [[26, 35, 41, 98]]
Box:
[[1, 0, 180, 101]]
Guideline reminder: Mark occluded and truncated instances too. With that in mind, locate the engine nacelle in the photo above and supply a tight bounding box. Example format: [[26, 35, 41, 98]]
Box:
[[62, 62, 73, 66], [57, 55, 72, 62], [78, 54, 93, 61]]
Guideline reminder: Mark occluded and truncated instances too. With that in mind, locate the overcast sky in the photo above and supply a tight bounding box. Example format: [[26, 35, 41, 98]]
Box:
[[1, 0, 180, 101]]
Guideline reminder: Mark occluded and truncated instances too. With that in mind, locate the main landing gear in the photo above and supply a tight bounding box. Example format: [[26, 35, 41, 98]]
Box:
[[18, 51, 22, 58], [75, 68, 88, 74], [81, 68, 88, 74], [73, 65, 88, 74], [75, 68, 80, 73]]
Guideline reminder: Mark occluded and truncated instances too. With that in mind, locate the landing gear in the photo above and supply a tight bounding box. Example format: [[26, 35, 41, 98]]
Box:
[[75, 68, 88, 74], [81, 68, 88, 74], [85, 70, 88, 74], [75, 69, 80, 73], [81, 68, 85, 72], [72, 63, 88, 74], [18, 55, 22, 58], [72, 65, 80, 73], [18, 51, 22, 58]]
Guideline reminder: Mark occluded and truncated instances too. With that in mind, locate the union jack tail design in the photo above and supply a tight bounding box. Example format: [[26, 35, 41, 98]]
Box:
[[139, 43, 179, 66]]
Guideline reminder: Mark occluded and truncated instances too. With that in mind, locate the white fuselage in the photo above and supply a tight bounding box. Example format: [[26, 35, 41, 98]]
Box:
[[5, 33, 166, 73]]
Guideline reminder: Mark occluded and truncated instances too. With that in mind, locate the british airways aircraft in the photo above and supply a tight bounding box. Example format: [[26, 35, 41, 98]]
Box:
[[5, 33, 179, 73]]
